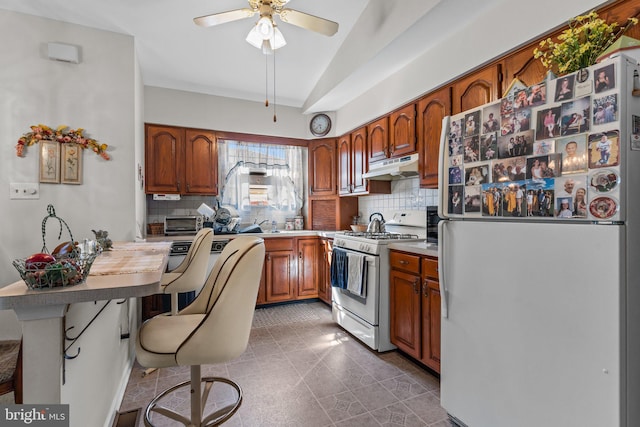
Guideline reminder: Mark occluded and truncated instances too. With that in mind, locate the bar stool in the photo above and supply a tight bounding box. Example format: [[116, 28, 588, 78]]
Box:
[[136, 236, 265, 426], [143, 228, 214, 377], [162, 228, 214, 315]]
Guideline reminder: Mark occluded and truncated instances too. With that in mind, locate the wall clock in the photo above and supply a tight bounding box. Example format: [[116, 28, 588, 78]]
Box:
[[310, 113, 331, 137]]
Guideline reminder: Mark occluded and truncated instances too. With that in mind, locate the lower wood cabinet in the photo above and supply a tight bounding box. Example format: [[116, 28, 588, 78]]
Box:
[[390, 250, 441, 373], [257, 237, 320, 306]]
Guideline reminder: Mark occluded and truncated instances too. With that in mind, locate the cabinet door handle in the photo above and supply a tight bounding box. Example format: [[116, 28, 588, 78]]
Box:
[[176, 180, 181, 192], [299, 251, 302, 259], [186, 183, 190, 192], [413, 278, 420, 294], [267, 253, 271, 261], [423, 279, 428, 297]]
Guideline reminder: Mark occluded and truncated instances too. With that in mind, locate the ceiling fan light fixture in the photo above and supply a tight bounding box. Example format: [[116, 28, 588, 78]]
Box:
[[246, 25, 264, 49], [256, 16, 274, 39], [271, 26, 286, 49]]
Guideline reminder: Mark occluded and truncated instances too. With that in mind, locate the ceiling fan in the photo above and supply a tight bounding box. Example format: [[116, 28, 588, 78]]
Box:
[[194, 0, 339, 53]]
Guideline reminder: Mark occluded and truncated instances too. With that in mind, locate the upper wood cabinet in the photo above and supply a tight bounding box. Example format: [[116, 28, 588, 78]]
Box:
[[338, 127, 390, 196], [501, 41, 548, 91], [145, 125, 183, 194], [389, 104, 417, 158], [367, 117, 389, 164], [338, 134, 352, 195], [351, 126, 368, 194], [308, 138, 337, 196], [451, 64, 501, 114], [184, 129, 218, 195], [145, 124, 217, 195], [417, 86, 451, 189]]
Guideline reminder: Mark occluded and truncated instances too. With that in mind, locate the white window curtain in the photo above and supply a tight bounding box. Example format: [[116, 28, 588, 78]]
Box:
[[218, 140, 305, 213]]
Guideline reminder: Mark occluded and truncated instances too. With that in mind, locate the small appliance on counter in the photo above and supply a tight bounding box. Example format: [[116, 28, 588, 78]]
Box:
[[164, 215, 203, 235]]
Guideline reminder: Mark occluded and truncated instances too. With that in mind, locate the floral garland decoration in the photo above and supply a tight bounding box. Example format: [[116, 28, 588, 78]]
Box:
[[16, 124, 110, 160], [534, 10, 638, 75]]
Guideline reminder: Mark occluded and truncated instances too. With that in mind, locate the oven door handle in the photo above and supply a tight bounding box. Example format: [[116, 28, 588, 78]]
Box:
[[438, 220, 448, 319]]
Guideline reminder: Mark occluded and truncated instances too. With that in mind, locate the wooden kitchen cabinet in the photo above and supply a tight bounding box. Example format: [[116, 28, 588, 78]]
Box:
[[257, 237, 322, 306], [389, 250, 441, 373], [318, 237, 333, 305], [145, 124, 218, 195], [417, 86, 451, 189], [338, 128, 390, 196], [367, 116, 389, 164], [390, 251, 422, 359], [297, 237, 319, 298], [263, 238, 296, 303], [451, 64, 502, 115], [501, 41, 548, 91], [389, 104, 417, 158], [421, 257, 441, 372], [308, 138, 337, 196], [350, 126, 368, 194]]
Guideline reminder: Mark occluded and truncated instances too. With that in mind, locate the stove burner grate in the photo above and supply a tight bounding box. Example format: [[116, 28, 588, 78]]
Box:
[[341, 231, 419, 240]]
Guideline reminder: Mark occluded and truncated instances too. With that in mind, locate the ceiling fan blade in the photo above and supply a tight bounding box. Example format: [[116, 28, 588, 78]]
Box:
[[194, 8, 256, 28], [277, 9, 338, 36]]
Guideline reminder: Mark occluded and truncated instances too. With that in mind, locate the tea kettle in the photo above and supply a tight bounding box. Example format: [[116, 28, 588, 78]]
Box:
[[367, 212, 386, 233]]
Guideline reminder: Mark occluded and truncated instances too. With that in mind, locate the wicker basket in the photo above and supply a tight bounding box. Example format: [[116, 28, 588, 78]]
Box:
[[13, 205, 97, 290], [147, 222, 164, 235]]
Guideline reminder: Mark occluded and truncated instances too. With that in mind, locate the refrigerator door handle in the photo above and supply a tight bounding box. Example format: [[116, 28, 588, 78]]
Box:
[[438, 219, 448, 318], [438, 115, 450, 220]]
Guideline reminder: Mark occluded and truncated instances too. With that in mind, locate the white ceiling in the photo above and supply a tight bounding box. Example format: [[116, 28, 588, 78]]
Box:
[[0, 0, 458, 114]]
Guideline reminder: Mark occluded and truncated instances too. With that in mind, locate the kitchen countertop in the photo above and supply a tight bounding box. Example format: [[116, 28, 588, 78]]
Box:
[[0, 241, 171, 309], [388, 241, 439, 257], [146, 230, 336, 242]]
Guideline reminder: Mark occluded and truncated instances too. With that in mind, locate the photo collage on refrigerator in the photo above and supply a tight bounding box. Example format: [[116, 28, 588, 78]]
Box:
[[447, 60, 621, 220]]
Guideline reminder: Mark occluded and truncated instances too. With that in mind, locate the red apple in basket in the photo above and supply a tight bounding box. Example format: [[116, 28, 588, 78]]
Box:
[[25, 253, 55, 269]]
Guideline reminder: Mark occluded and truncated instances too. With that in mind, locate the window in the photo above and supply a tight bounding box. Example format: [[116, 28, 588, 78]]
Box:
[[218, 140, 306, 224]]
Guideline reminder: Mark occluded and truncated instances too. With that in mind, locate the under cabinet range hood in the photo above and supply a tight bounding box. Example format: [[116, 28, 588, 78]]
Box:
[[362, 153, 419, 180]]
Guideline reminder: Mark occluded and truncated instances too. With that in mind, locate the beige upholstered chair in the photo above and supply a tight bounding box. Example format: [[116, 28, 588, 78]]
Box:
[[136, 236, 265, 427], [162, 228, 214, 315]]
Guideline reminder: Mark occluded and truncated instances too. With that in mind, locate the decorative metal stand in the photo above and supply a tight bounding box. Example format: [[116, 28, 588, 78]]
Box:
[[62, 298, 127, 384]]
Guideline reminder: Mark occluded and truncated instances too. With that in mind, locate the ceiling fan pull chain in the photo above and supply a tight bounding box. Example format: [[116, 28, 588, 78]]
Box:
[[273, 45, 277, 122], [265, 53, 269, 107]]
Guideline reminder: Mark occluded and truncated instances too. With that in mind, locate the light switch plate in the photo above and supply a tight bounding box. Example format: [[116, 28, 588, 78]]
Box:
[[10, 182, 40, 199]]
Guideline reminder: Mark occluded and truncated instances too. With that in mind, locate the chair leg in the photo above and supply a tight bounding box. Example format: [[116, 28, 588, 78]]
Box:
[[191, 365, 202, 425], [143, 367, 243, 427]]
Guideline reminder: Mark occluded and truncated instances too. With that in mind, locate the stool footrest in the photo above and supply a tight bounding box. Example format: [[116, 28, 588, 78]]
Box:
[[144, 376, 242, 427]]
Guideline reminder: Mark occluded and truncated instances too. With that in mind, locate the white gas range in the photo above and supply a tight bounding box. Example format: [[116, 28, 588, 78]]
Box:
[[331, 210, 426, 352]]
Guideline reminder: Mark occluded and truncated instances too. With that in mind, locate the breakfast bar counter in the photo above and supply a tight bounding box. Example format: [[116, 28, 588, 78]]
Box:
[[0, 241, 171, 404]]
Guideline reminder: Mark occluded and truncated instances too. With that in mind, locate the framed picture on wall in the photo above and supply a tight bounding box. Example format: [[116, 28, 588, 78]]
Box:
[[61, 143, 82, 184], [39, 141, 60, 183]]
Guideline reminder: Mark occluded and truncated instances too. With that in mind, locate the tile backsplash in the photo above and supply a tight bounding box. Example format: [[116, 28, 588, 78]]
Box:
[[357, 178, 438, 224]]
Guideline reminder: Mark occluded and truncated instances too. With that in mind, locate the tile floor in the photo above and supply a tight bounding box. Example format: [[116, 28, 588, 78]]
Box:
[[119, 302, 449, 426]]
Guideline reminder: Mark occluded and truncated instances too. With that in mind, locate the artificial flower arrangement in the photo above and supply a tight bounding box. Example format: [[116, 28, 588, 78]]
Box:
[[534, 10, 638, 75], [16, 124, 110, 160]]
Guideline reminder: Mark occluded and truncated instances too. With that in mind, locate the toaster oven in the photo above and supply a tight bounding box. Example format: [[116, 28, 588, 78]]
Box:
[[164, 215, 203, 235]]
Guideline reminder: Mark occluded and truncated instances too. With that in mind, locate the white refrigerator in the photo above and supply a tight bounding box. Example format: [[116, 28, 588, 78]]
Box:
[[437, 54, 640, 427]]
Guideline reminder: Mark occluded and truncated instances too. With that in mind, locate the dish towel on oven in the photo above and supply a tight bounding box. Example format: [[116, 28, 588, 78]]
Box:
[[331, 247, 349, 289], [346, 252, 367, 297]]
